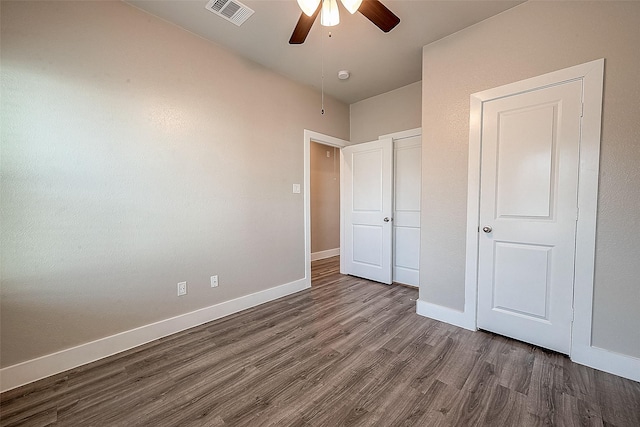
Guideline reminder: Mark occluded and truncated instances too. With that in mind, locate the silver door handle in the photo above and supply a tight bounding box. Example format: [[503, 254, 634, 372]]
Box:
[[482, 226, 492, 233], [384, 217, 392, 222]]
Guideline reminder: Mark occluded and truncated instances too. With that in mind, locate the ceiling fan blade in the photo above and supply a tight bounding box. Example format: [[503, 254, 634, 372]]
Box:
[[289, 3, 322, 44], [358, 0, 400, 33]]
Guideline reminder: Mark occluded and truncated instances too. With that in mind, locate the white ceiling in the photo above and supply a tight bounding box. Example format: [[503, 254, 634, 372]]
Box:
[[127, 0, 524, 104]]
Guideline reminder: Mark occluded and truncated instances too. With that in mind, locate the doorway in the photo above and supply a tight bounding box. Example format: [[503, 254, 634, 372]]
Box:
[[310, 141, 341, 262], [340, 129, 422, 286], [303, 129, 421, 289], [303, 130, 347, 286], [464, 59, 604, 356]]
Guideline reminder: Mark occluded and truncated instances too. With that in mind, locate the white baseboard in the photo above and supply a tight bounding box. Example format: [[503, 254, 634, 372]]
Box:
[[311, 248, 340, 261], [0, 277, 310, 393], [416, 300, 640, 383], [571, 343, 640, 383], [416, 299, 476, 331], [4, 279, 636, 393]]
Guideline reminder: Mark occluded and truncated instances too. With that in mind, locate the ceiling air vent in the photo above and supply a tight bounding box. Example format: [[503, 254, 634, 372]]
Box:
[[205, 0, 254, 26]]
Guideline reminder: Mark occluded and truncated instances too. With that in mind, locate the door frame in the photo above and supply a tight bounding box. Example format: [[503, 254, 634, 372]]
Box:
[[465, 59, 605, 361], [303, 130, 348, 284]]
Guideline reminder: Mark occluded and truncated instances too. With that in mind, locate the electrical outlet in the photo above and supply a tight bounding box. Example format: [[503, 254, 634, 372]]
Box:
[[211, 275, 219, 288], [177, 281, 187, 296]]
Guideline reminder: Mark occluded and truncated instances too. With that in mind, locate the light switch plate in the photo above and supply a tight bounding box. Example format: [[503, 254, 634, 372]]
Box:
[[292, 184, 301, 194]]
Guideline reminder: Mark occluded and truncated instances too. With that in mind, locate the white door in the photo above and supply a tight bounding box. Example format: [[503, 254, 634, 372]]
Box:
[[477, 79, 582, 354], [393, 136, 421, 286], [342, 138, 393, 284]]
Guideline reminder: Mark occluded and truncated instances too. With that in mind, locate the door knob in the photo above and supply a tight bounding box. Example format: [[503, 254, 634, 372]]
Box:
[[482, 226, 492, 233], [384, 217, 392, 222]]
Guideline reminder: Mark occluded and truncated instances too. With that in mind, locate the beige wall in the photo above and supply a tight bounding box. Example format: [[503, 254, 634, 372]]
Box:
[[310, 142, 340, 254], [420, 1, 640, 358], [0, 1, 349, 367], [350, 81, 421, 144]]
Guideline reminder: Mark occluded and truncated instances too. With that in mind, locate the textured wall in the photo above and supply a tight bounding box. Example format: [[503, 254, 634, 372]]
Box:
[[0, 1, 349, 367], [310, 142, 340, 254], [350, 81, 422, 144], [420, 1, 640, 357]]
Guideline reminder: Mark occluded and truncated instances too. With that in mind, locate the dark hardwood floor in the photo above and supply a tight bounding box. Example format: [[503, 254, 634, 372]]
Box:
[[1, 256, 639, 426]]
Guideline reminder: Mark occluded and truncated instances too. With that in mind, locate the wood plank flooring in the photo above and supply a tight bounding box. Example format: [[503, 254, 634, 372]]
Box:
[[2, 256, 639, 426]]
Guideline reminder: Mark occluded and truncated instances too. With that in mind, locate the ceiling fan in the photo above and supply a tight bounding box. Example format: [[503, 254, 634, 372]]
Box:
[[290, 0, 400, 44]]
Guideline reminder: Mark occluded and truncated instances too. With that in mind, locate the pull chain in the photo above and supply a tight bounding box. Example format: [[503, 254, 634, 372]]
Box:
[[320, 27, 333, 115], [321, 27, 325, 115]]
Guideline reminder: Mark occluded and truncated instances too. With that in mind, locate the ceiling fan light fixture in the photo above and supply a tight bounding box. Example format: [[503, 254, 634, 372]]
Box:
[[289, 0, 400, 44], [340, 0, 362, 14], [296, 0, 321, 17], [320, 0, 340, 27]]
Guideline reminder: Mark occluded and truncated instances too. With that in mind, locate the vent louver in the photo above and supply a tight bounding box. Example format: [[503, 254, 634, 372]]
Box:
[[205, 0, 254, 26]]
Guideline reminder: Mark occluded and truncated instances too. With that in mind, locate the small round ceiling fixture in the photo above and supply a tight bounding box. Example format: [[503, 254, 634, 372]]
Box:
[[338, 70, 350, 80]]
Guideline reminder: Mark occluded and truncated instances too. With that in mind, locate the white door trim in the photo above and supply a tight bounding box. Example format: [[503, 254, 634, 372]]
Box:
[[463, 59, 638, 382], [378, 127, 422, 141], [466, 59, 604, 332], [303, 130, 348, 284]]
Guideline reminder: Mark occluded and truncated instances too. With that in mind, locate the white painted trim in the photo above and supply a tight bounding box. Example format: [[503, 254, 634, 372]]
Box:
[[571, 345, 640, 383], [304, 131, 312, 284], [303, 130, 348, 280], [379, 127, 421, 141], [0, 278, 309, 393], [416, 299, 475, 331], [340, 149, 346, 275], [464, 61, 605, 334], [566, 61, 640, 382], [311, 248, 340, 261], [461, 93, 482, 331], [304, 130, 349, 149], [569, 60, 605, 359], [454, 59, 640, 382]]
